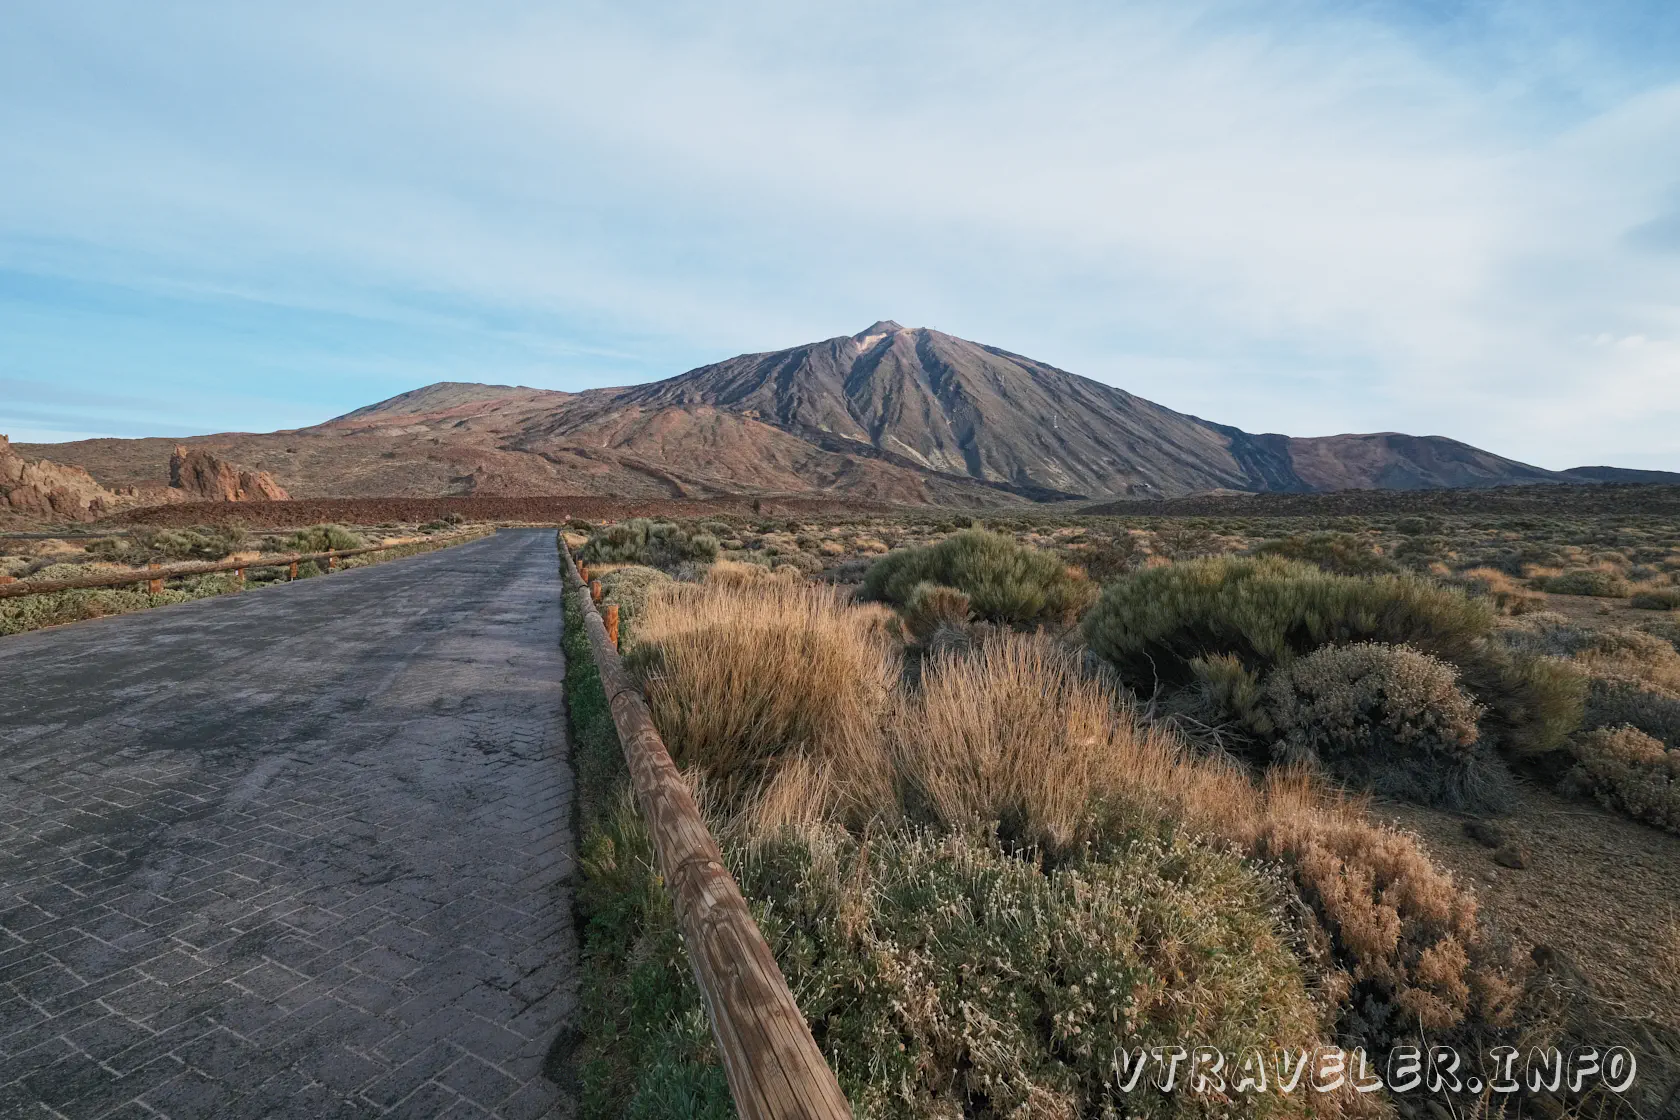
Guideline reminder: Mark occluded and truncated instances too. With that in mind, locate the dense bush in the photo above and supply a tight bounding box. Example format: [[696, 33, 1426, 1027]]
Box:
[[579, 519, 719, 570], [1264, 643, 1493, 808], [1584, 675, 1680, 745], [861, 529, 1095, 629], [1081, 556, 1494, 688], [1541, 568, 1629, 597], [1252, 532, 1395, 576], [1250, 801, 1516, 1043], [596, 565, 673, 645], [899, 582, 971, 642], [1085, 556, 1577, 761], [745, 827, 1328, 1119], [1392, 535, 1450, 570], [1564, 726, 1680, 834]]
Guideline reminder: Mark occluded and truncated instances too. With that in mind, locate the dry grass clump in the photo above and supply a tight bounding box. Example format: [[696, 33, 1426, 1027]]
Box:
[[1454, 567, 1546, 615], [701, 556, 792, 590], [1563, 726, 1680, 834], [1265, 643, 1495, 809], [628, 579, 899, 810]]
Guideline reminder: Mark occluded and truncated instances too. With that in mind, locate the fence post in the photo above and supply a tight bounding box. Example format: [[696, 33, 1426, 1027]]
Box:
[[604, 602, 620, 648], [147, 563, 162, 595], [590, 579, 603, 603], [558, 543, 851, 1120]]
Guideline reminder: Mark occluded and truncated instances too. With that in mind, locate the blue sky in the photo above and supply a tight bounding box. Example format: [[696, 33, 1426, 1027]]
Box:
[[3, 1, 1678, 469]]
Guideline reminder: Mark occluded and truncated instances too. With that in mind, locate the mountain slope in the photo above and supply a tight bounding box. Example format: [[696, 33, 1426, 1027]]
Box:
[[17, 320, 1656, 508]]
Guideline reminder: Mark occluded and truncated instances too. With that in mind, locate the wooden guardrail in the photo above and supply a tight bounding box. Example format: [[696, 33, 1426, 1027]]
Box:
[[558, 539, 850, 1120], [0, 532, 487, 600]]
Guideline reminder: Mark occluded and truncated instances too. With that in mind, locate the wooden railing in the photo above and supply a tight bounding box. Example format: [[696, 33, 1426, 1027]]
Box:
[[0, 531, 489, 600], [559, 540, 851, 1120]]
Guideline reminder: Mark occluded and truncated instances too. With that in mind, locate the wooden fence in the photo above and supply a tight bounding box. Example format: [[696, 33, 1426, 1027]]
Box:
[[559, 540, 851, 1120], [0, 531, 489, 600]]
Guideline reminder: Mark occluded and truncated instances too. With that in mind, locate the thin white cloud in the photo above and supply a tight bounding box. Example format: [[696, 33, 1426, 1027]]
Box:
[[0, 1, 1676, 468]]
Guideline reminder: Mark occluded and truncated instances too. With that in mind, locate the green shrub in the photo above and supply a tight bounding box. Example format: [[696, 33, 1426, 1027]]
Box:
[[1253, 532, 1395, 576], [287, 524, 368, 553], [744, 826, 1325, 1119], [1083, 556, 1576, 762], [1542, 568, 1629, 597], [579, 519, 719, 570], [860, 530, 1095, 629], [899, 582, 971, 642], [597, 565, 673, 645], [1563, 726, 1680, 834], [1631, 588, 1680, 610], [1264, 643, 1493, 808], [1081, 556, 1494, 689]]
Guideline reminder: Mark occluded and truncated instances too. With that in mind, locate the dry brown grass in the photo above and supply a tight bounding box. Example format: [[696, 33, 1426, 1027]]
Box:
[[1457, 566, 1546, 615], [630, 578, 899, 821]]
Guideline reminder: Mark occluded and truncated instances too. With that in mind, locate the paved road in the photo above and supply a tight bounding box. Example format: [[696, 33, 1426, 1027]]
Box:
[[0, 529, 576, 1119]]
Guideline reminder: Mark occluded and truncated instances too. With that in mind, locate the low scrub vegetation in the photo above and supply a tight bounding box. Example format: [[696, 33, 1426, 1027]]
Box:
[[285, 523, 369, 552], [1539, 568, 1629, 597], [0, 524, 486, 637], [569, 560, 1521, 1117], [579, 518, 719, 569], [1251, 531, 1395, 576], [860, 528, 1095, 628], [1562, 726, 1680, 834], [1078, 556, 1573, 804], [1264, 642, 1494, 809]]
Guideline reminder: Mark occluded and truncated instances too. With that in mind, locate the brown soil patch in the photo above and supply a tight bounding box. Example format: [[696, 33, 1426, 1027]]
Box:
[[1378, 785, 1680, 1031]]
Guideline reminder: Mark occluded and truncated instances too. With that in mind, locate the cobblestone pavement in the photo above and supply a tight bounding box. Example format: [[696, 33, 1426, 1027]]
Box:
[[0, 529, 576, 1118]]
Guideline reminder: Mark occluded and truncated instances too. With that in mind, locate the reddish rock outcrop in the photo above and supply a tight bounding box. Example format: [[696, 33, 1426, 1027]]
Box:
[[167, 446, 290, 502], [0, 434, 126, 521]]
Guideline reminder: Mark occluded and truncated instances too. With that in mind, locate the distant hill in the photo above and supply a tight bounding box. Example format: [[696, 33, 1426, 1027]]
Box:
[[1557, 465, 1680, 485], [17, 321, 1671, 509]]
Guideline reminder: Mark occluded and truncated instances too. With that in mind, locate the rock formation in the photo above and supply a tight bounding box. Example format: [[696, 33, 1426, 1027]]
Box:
[[167, 446, 290, 502], [0, 434, 127, 521]]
